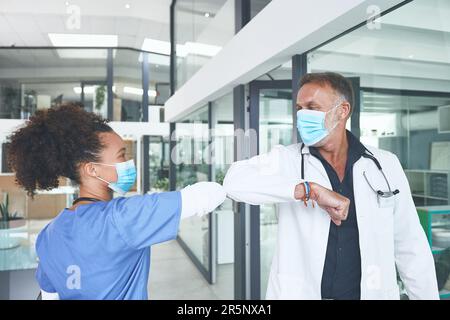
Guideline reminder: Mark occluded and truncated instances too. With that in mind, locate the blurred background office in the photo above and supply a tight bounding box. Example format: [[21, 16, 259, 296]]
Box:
[[0, 0, 449, 300]]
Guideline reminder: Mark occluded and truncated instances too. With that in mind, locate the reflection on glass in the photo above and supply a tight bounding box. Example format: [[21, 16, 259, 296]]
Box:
[[148, 53, 170, 107], [358, 92, 450, 208], [259, 88, 293, 297], [212, 92, 234, 298], [176, 106, 210, 270], [0, 48, 170, 122], [0, 48, 107, 119], [175, 0, 234, 89], [149, 136, 170, 192], [113, 50, 142, 121]]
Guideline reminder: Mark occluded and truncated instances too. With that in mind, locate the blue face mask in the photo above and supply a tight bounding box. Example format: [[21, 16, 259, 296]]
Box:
[[296, 104, 340, 146], [93, 159, 137, 195]]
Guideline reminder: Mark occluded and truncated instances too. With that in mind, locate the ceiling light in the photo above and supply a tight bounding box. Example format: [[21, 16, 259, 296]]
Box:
[[141, 38, 171, 55], [73, 86, 116, 94], [56, 49, 111, 59], [123, 86, 143, 95], [148, 54, 170, 66], [204, 12, 210, 18], [141, 38, 221, 58], [183, 42, 221, 57], [48, 33, 118, 48], [124, 86, 157, 97], [137, 53, 170, 66], [49, 33, 118, 59], [125, 3, 131, 9], [73, 86, 95, 94]]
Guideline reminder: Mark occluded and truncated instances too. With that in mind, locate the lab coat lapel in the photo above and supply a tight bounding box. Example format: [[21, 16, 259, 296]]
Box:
[[353, 157, 373, 219], [301, 146, 332, 189], [353, 156, 377, 299]]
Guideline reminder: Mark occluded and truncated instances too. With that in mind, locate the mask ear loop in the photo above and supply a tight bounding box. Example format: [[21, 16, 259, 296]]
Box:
[[326, 102, 343, 133], [91, 163, 113, 185]]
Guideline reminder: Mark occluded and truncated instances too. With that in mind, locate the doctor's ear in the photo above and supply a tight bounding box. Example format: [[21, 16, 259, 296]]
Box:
[[340, 102, 351, 120]]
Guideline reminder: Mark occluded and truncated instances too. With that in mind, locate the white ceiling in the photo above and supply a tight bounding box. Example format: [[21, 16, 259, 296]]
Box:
[[0, 0, 173, 47], [0, 0, 232, 48]]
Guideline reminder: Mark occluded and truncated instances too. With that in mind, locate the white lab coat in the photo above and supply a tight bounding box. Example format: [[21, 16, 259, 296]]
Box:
[[223, 143, 439, 300]]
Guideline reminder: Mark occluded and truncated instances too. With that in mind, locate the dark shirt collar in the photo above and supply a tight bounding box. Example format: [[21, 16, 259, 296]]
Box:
[[308, 130, 367, 162]]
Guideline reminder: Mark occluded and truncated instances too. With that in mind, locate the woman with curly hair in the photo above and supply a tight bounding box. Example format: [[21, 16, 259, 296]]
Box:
[[7, 103, 225, 300]]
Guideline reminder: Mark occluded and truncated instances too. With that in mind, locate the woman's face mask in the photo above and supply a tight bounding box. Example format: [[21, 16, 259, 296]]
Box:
[[296, 103, 341, 146], [92, 159, 137, 195]]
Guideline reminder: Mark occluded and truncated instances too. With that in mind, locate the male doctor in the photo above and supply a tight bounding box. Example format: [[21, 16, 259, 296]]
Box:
[[223, 72, 439, 300]]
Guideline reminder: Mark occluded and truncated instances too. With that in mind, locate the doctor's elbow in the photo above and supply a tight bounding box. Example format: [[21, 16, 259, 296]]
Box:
[[222, 168, 244, 200], [222, 172, 235, 194]]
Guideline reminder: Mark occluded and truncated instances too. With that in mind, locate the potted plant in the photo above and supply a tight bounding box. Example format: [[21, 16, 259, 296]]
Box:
[[153, 177, 169, 192], [95, 85, 106, 110], [3, 86, 21, 118], [0, 193, 25, 250]]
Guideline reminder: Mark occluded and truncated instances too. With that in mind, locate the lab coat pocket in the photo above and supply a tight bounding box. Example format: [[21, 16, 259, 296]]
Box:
[[378, 195, 396, 209], [374, 204, 395, 236]]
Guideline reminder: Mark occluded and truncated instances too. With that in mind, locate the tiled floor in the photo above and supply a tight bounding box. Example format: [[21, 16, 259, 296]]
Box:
[[147, 240, 233, 300]]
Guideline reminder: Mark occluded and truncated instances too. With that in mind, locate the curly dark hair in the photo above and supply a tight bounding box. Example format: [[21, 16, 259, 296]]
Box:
[[6, 102, 113, 196]]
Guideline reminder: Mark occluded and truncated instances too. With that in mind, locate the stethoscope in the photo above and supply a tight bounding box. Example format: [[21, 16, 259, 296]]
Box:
[[300, 143, 400, 198]]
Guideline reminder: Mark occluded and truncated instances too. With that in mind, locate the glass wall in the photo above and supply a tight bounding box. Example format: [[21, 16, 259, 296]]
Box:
[[249, 60, 295, 297], [176, 106, 211, 271], [0, 48, 169, 122], [173, 92, 235, 298], [113, 49, 143, 121], [307, 0, 450, 299], [211, 92, 234, 299], [174, 0, 275, 90], [148, 53, 171, 106], [148, 136, 170, 192], [258, 86, 293, 297], [174, 0, 235, 90], [0, 48, 105, 118]]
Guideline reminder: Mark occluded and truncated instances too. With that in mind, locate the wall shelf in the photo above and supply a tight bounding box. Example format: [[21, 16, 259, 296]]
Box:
[[406, 170, 449, 206]]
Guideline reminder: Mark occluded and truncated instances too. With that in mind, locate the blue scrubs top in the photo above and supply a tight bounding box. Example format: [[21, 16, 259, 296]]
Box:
[[35, 191, 181, 300]]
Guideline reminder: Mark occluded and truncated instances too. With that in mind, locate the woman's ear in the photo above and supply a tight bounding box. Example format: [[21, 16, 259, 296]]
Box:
[[82, 162, 97, 179]]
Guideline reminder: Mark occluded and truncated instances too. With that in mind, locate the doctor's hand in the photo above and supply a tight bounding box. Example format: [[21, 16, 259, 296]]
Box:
[[295, 182, 350, 226]]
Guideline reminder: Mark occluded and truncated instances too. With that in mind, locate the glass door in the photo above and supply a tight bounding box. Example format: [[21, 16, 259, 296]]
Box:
[[248, 80, 293, 299], [175, 106, 216, 284], [142, 135, 170, 193]]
